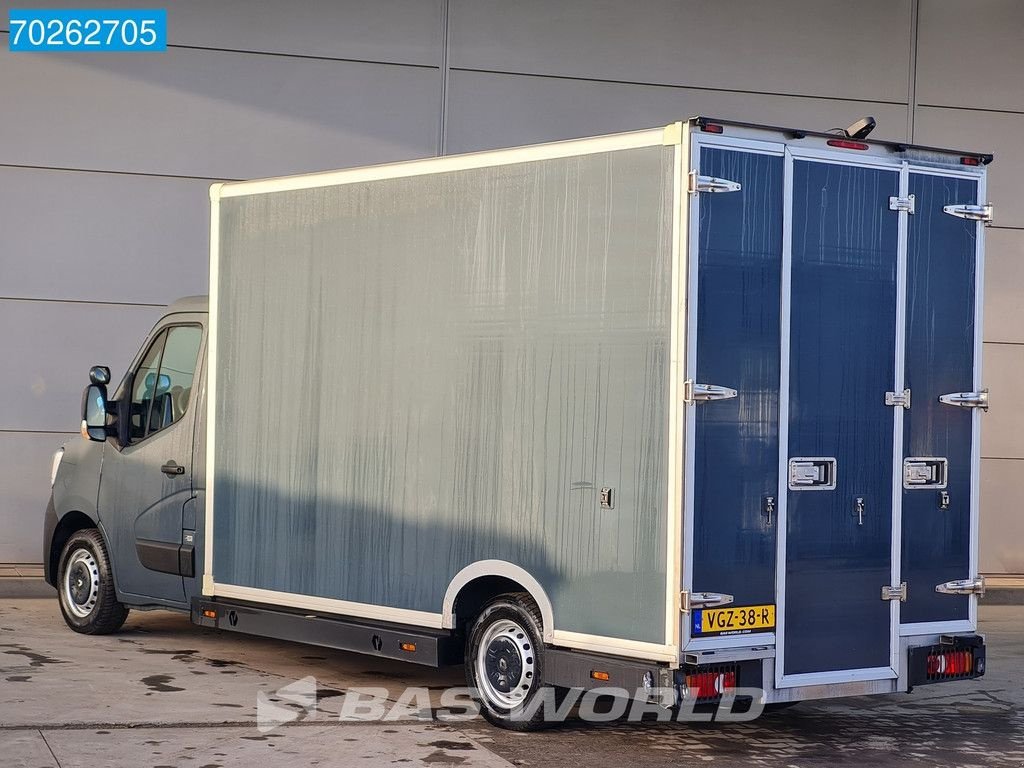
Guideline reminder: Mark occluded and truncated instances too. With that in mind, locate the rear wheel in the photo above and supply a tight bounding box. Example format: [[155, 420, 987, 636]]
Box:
[[57, 529, 128, 634], [465, 593, 553, 730]]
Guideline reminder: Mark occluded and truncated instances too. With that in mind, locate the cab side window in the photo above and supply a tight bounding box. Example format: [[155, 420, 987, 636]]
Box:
[[129, 332, 166, 440], [128, 325, 202, 442]]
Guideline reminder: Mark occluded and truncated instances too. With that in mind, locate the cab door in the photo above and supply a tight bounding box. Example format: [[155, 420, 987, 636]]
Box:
[[99, 319, 204, 605]]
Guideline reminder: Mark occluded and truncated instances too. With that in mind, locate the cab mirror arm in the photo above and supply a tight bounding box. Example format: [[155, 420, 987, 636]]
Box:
[[114, 372, 134, 447]]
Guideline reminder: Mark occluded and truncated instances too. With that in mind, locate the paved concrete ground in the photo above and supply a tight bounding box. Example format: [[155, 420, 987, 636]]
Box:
[[0, 567, 50, 599], [1, 596, 1021, 767]]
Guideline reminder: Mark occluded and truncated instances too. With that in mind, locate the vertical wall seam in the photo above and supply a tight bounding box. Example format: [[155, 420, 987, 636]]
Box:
[[907, 0, 921, 142], [438, 0, 452, 155]]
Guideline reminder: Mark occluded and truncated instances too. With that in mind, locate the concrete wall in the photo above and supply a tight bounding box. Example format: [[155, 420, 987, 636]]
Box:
[[2, 0, 1021, 575]]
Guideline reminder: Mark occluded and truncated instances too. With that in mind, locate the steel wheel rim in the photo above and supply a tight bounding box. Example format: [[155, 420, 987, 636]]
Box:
[[63, 548, 100, 618], [475, 618, 535, 709]]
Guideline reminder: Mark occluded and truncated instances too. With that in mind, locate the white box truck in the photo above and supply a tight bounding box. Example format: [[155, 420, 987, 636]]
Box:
[[47, 117, 991, 728]]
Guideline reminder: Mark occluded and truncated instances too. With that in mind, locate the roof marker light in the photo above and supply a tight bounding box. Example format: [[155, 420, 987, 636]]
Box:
[[960, 156, 981, 166], [700, 122, 724, 134]]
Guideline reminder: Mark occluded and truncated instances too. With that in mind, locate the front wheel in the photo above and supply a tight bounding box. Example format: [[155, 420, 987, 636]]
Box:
[[57, 528, 128, 634], [465, 593, 555, 730]]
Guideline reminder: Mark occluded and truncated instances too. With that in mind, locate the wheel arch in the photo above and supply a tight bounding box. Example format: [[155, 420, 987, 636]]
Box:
[[442, 560, 555, 641], [47, 510, 99, 587]]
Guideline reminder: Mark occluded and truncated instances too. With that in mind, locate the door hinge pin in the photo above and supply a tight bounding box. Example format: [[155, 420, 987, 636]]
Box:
[[680, 590, 735, 613], [936, 577, 986, 597], [689, 171, 742, 195], [881, 582, 908, 602], [943, 203, 993, 224], [938, 388, 988, 411], [683, 379, 738, 405]]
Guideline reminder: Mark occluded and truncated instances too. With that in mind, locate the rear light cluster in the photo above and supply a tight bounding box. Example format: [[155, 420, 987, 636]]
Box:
[[685, 665, 737, 701], [926, 650, 975, 680], [907, 637, 985, 689]]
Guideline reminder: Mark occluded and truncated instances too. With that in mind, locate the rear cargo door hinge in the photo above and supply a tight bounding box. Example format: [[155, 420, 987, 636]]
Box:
[[680, 590, 734, 613], [936, 577, 986, 597], [889, 195, 916, 214], [684, 379, 738, 405], [943, 203, 993, 224], [939, 388, 989, 411], [689, 170, 741, 195], [885, 389, 911, 409], [881, 582, 908, 602]]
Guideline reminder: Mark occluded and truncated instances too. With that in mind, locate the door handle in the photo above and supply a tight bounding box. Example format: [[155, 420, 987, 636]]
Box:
[[161, 461, 185, 476], [854, 496, 865, 526]]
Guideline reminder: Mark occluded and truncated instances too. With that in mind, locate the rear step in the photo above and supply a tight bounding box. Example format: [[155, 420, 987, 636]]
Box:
[[191, 597, 462, 667]]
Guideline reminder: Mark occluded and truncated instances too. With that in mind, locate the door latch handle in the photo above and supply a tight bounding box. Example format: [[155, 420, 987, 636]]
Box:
[[854, 496, 865, 526], [161, 461, 185, 476], [762, 495, 775, 526]]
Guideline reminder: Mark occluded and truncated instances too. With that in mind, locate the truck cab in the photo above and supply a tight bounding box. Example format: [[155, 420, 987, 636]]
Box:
[[44, 296, 209, 629]]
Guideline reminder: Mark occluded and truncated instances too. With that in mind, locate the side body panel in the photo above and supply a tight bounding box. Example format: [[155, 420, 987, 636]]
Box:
[[210, 140, 676, 650]]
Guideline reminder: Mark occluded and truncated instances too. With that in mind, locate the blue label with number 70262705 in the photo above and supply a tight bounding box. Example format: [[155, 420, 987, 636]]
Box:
[[8, 8, 167, 52]]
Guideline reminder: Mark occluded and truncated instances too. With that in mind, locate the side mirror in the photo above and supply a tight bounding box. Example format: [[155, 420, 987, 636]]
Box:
[[81, 383, 108, 442], [89, 365, 111, 386]]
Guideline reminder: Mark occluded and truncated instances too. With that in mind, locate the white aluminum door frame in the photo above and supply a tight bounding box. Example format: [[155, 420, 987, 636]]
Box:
[[774, 149, 905, 688]]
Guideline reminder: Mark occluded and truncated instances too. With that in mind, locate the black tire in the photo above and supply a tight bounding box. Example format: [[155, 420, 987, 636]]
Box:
[[56, 528, 129, 634], [465, 592, 555, 731]]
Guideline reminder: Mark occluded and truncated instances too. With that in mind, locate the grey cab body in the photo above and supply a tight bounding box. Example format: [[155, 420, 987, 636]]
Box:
[[45, 295, 209, 611]]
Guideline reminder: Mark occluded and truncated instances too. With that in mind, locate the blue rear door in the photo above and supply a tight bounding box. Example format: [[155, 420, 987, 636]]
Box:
[[688, 145, 784, 640], [900, 171, 981, 626], [687, 137, 983, 679], [780, 158, 900, 681]]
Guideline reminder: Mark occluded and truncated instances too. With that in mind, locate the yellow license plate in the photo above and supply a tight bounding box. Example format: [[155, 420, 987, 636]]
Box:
[[695, 604, 775, 636]]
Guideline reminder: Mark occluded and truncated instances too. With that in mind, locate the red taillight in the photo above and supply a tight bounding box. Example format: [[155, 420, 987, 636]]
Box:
[[927, 650, 974, 678], [827, 138, 870, 151], [960, 156, 981, 166], [686, 669, 736, 700], [700, 122, 724, 134]]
